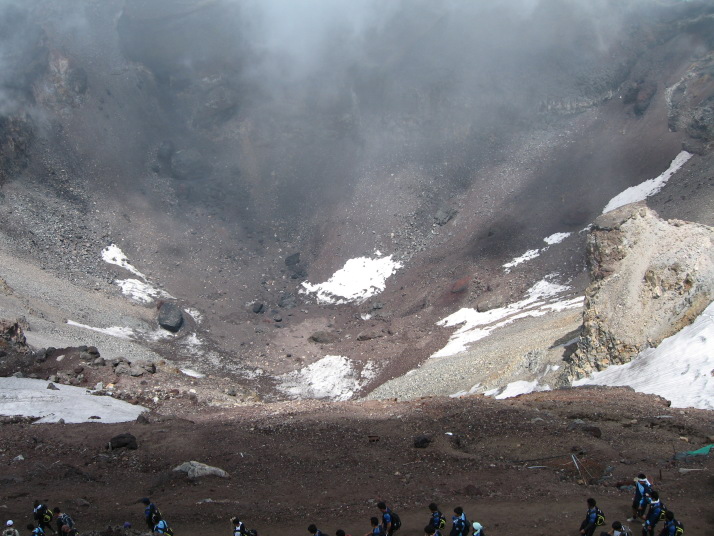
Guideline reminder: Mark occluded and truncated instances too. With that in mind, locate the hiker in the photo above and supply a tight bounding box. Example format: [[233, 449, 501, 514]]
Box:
[[428, 504, 446, 531], [642, 491, 665, 536], [32, 502, 55, 536], [424, 526, 442, 536], [377, 502, 400, 535], [630, 474, 652, 521], [450, 507, 468, 536], [308, 524, 327, 536], [153, 514, 173, 536], [3, 521, 19, 536], [471, 522, 486, 536], [601, 521, 631, 536], [141, 499, 160, 531], [53, 508, 74, 535], [659, 510, 683, 536], [336, 530, 352, 536], [365, 517, 384, 536], [580, 498, 605, 536], [231, 517, 248, 536], [27, 525, 43, 536]]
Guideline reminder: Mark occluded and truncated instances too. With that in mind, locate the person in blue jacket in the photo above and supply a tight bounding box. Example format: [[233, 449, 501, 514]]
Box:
[[630, 474, 652, 521], [642, 492, 665, 536], [580, 498, 605, 536], [659, 510, 683, 536], [450, 507, 468, 536]]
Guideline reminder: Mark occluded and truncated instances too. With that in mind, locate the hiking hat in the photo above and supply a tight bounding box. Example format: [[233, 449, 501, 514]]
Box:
[[6, 521, 13, 527], [472, 522, 483, 531]]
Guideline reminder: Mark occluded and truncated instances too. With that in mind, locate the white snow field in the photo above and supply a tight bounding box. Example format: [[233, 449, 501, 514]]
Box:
[[574, 301, 714, 409], [277, 355, 377, 401], [101, 244, 174, 304], [602, 150, 693, 214], [300, 254, 402, 304], [0, 377, 147, 423]]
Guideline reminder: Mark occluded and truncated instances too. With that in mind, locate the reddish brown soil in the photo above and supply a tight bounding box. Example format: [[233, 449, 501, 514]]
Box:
[[1, 387, 712, 536]]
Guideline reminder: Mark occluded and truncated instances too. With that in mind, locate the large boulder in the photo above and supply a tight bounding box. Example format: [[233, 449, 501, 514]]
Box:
[[566, 203, 714, 379], [158, 302, 184, 332], [173, 460, 229, 479]]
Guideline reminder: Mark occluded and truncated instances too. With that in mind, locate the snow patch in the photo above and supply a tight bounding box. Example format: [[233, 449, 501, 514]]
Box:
[[432, 277, 582, 358], [184, 308, 204, 324], [277, 355, 375, 401], [101, 244, 147, 279], [602, 151, 693, 214], [181, 368, 205, 379], [115, 278, 173, 304], [0, 377, 146, 423], [66, 320, 135, 340], [544, 232, 571, 245], [300, 255, 402, 304], [503, 249, 540, 272], [573, 301, 714, 410]]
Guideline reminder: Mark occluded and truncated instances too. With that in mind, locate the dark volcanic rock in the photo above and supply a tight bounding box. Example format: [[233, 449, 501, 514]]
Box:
[[108, 433, 138, 450], [158, 303, 183, 332], [413, 435, 431, 448], [278, 293, 297, 309], [309, 331, 339, 344], [285, 253, 300, 266], [252, 302, 264, 314]]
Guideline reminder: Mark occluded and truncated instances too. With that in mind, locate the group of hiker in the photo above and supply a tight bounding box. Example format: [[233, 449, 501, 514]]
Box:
[[579, 474, 685, 536], [304, 502, 485, 536], [4, 476, 686, 536]]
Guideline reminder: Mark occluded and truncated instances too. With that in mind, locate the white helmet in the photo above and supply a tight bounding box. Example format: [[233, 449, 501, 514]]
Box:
[[6, 521, 14, 527], [472, 522, 483, 533]]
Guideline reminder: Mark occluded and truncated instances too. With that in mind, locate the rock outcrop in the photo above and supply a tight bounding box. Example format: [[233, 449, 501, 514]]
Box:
[[566, 203, 714, 379]]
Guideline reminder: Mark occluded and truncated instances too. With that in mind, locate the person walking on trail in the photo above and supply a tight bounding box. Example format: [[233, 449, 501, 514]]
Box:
[[153, 514, 173, 536], [630, 474, 652, 521], [3, 521, 19, 536], [450, 507, 468, 536], [231, 516, 248, 536], [27, 525, 44, 536], [659, 510, 683, 536], [580, 498, 605, 536], [32, 502, 55, 535], [365, 517, 385, 536], [471, 522, 485, 536], [601, 521, 632, 536], [642, 491, 665, 536], [308, 524, 328, 536], [141, 498, 160, 531], [53, 508, 74, 536], [427, 504, 446, 531], [377, 502, 400, 536], [424, 525, 442, 536]]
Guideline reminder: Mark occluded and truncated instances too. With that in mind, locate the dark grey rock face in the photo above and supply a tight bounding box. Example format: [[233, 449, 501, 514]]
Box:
[[158, 302, 183, 332]]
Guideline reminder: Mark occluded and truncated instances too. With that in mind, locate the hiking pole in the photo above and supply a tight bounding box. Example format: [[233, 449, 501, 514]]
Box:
[[571, 454, 587, 483]]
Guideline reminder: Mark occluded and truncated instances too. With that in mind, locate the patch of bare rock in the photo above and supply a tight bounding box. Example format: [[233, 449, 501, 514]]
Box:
[[565, 203, 714, 379]]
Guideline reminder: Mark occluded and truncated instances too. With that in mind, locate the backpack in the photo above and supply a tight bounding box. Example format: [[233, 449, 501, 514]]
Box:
[[156, 520, 173, 536], [59, 514, 74, 530], [390, 512, 401, 532], [150, 507, 163, 526], [673, 520, 684, 536], [434, 512, 446, 530], [595, 507, 606, 526], [658, 503, 668, 522]]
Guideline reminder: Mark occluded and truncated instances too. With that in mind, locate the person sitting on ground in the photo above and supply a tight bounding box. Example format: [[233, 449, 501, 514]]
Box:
[[231, 517, 248, 536], [3, 521, 19, 536], [659, 510, 683, 536], [424, 525, 442, 536], [642, 492, 665, 536], [601, 521, 632, 536], [427, 504, 445, 531], [365, 517, 384, 536], [32, 502, 55, 535], [141, 498, 160, 531], [27, 524, 44, 536], [580, 498, 605, 536], [450, 507, 468, 536], [377, 502, 398, 536], [471, 522, 486, 536], [308, 524, 327, 536], [53, 507, 74, 536], [631, 474, 652, 521]]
